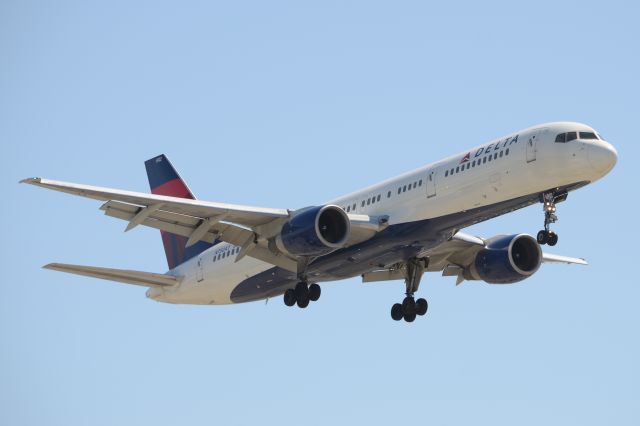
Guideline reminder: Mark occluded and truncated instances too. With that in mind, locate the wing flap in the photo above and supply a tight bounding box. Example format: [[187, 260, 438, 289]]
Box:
[[44, 263, 179, 287], [100, 200, 298, 272]]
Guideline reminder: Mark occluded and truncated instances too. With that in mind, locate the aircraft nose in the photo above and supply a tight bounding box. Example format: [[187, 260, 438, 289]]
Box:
[[588, 141, 617, 175]]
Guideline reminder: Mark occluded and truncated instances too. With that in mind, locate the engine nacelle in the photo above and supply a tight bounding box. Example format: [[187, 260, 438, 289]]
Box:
[[276, 205, 350, 256], [465, 234, 542, 284]]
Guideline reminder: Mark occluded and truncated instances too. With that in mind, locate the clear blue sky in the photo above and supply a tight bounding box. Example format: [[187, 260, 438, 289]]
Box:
[[2, 1, 638, 425]]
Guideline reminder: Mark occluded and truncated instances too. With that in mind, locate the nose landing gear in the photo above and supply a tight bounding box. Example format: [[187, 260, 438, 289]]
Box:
[[390, 257, 429, 323], [537, 191, 566, 246]]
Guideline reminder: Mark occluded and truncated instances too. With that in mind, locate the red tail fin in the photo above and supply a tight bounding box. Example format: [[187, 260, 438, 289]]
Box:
[[144, 155, 214, 269]]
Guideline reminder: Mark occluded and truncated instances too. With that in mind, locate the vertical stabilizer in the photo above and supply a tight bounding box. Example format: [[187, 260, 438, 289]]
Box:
[[144, 154, 214, 269]]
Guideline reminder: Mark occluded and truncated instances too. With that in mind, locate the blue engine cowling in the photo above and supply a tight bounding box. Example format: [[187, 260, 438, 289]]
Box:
[[465, 234, 542, 284], [276, 205, 350, 256]]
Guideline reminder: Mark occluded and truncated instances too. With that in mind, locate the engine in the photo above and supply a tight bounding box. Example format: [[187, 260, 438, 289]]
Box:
[[464, 234, 542, 284], [276, 205, 350, 256]]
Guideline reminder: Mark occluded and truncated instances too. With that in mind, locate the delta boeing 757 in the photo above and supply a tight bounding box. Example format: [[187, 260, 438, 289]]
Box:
[[22, 122, 617, 322]]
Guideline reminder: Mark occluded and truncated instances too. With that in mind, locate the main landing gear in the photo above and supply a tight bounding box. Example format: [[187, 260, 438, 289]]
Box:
[[536, 191, 566, 247], [283, 282, 321, 309], [390, 257, 429, 323]]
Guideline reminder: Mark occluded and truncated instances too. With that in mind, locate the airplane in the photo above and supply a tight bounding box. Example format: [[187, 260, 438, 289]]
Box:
[[21, 122, 617, 322]]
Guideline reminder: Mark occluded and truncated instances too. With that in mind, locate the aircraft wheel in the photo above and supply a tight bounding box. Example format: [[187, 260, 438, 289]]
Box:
[[547, 232, 558, 246], [283, 289, 296, 307], [415, 298, 428, 316], [402, 296, 416, 314], [308, 283, 321, 302], [537, 230, 548, 245], [391, 303, 404, 321], [297, 297, 310, 308], [404, 312, 417, 323], [294, 282, 309, 301]]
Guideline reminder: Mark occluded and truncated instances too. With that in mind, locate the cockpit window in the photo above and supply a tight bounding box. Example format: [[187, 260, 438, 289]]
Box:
[[566, 131, 578, 142], [580, 132, 598, 140], [555, 133, 566, 143]]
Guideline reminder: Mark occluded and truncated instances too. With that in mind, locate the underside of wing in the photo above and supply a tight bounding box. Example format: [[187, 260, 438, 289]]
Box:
[[362, 231, 588, 286], [44, 263, 179, 288]]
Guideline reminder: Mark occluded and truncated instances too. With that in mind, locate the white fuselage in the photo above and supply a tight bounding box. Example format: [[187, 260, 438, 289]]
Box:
[[148, 122, 616, 305]]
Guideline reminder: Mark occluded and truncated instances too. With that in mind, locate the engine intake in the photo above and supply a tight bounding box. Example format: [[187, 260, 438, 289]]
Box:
[[465, 234, 542, 284], [276, 205, 350, 256]]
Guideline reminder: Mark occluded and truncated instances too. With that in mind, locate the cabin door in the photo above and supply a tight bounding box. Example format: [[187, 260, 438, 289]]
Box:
[[426, 170, 436, 198], [197, 257, 204, 282]]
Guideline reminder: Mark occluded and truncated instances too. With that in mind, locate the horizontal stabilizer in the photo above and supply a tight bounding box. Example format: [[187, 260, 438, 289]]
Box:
[[44, 263, 179, 288]]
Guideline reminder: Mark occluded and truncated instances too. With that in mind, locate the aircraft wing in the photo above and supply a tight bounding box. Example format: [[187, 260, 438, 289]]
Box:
[[363, 231, 587, 285], [44, 263, 179, 287], [428, 231, 587, 268], [21, 177, 289, 226], [22, 177, 386, 273]]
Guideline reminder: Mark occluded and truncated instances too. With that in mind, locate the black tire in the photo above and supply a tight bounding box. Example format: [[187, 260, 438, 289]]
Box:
[[391, 303, 403, 321], [283, 289, 296, 307], [404, 312, 417, 323], [547, 232, 558, 246], [537, 230, 548, 245], [415, 298, 428, 316], [308, 283, 321, 302], [294, 282, 309, 300], [297, 297, 310, 308], [402, 296, 416, 314]]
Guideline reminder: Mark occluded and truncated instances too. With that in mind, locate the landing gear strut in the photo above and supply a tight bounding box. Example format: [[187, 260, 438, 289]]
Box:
[[536, 191, 565, 246], [283, 282, 321, 309], [390, 257, 429, 323]]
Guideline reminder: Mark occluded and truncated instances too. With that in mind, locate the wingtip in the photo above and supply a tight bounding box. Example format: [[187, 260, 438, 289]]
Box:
[[20, 177, 41, 185]]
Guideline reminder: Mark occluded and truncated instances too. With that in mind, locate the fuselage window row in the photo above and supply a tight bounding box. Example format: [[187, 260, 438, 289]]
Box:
[[212, 246, 240, 263], [445, 148, 510, 177]]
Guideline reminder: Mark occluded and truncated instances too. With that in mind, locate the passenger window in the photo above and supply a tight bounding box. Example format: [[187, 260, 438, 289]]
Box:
[[367, 198, 371, 205], [466, 163, 470, 170], [346, 206, 350, 212], [403, 185, 407, 192], [377, 194, 381, 202], [361, 200, 365, 207], [455, 166, 459, 173], [580, 132, 598, 140], [506, 148, 509, 155], [445, 170, 448, 177], [499, 151, 503, 158], [419, 179, 422, 186], [566, 131, 577, 141], [413, 182, 417, 189], [555, 133, 566, 143], [352, 203, 356, 210], [494, 153, 498, 160], [397, 188, 401, 194], [387, 191, 391, 198]]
